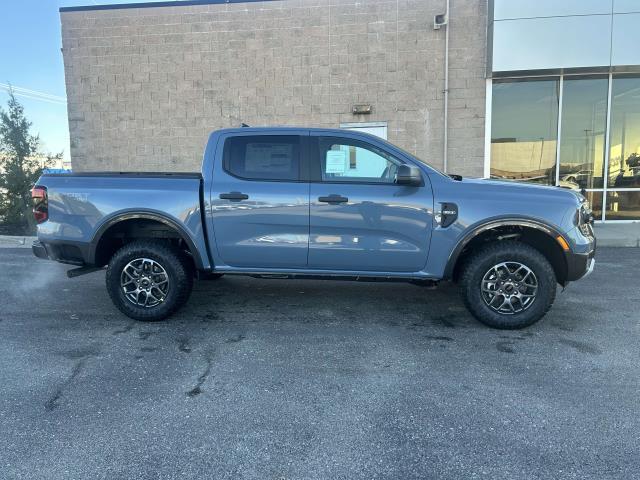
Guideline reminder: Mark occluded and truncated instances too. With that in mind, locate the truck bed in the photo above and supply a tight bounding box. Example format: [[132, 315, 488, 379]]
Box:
[[35, 172, 210, 269]]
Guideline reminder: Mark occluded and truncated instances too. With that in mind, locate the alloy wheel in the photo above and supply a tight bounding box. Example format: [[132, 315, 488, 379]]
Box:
[[121, 258, 170, 308], [480, 261, 538, 315]]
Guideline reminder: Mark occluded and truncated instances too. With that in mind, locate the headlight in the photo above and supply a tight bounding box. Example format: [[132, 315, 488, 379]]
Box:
[[575, 200, 594, 235], [581, 202, 594, 225]]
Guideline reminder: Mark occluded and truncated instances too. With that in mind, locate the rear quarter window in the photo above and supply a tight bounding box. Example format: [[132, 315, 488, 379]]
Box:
[[223, 135, 301, 181]]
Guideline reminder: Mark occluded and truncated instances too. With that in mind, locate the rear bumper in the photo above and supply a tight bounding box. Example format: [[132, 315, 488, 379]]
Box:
[[32, 241, 49, 260], [32, 240, 86, 266]]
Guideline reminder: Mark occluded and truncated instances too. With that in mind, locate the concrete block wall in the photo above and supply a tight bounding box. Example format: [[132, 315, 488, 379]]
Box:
[[61, 0, 487, 175]]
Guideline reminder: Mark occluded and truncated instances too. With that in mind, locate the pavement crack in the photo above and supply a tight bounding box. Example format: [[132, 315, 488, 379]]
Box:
[[187, 352, 213, 398], [45, 359, 85, 412], [558, 338, 602, 355], [496, 341, 516, 354], [430, 315, 457, 329], [60, 344, 101, 360], [138, 330, 156, 340], [177, 336, 192, 353], [424, 335, 454, 342], [225, 334, 245, 343], [112, 322, 134, 335]]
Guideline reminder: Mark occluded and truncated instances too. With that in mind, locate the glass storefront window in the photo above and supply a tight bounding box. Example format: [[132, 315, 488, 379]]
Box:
[[490, 75, 640, 221], [491, 79, 559, 185], [606, 191, 640, 220], [584, 191, 603, 221], [608, 76, 640, 189], [558, 77, 608, 190]]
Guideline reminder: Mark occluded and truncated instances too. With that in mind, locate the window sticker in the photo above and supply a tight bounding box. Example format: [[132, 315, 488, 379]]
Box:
[[325, 150, 348, 174], [245, 143, 293, 173]]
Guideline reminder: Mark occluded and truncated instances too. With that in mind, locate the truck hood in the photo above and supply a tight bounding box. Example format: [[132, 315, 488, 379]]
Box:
[[458, 177, 584, 203]]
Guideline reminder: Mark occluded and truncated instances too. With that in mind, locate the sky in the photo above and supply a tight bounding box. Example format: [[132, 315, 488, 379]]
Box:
[[0, 0, 160, 161]]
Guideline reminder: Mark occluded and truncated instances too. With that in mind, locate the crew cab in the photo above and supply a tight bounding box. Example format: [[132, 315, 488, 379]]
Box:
[[31, 128, 596, 329]]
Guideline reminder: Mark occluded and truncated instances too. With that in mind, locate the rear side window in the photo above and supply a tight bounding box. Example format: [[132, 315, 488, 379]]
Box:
[[223, 135, 300, 181]]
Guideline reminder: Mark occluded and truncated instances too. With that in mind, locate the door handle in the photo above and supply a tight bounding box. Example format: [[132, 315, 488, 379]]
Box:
[[219, 192, 249, 201], [318, 195, 349, 204]]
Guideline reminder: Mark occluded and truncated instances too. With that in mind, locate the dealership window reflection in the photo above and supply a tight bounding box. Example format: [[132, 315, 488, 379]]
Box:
[[609, 76, 640, 189], [558, 77, 608, 190], [584, 191, 603, 221], [491, 79, 559, 184], [606, 191, 640, 220]]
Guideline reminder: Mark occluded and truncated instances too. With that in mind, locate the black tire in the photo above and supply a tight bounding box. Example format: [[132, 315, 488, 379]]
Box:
[[460, 241, 557, 329], [106, 240, 194, 321]]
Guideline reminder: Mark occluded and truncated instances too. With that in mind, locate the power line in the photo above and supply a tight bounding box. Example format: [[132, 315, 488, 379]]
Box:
[[0, 83, 67, 105], [0, 83, 67, 103], [7, 84, 67, 102]]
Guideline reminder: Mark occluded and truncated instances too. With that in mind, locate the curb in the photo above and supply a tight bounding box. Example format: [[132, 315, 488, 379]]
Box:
[[593, 224, 640, 248], [0, 235, 37, 249]]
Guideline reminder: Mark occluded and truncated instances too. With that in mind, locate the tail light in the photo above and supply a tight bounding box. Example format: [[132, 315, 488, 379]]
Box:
[[31, 186, 48, 224]]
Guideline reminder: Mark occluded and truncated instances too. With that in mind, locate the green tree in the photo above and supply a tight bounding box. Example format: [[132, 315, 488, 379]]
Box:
[[0, 90, 61, 235]]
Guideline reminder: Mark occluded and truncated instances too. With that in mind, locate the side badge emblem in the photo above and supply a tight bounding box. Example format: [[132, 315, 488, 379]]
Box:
[[436, 203, 458, 228]]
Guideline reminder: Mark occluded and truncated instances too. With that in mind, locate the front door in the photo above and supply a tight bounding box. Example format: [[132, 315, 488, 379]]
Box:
[[209, 132, 309, 269], [308, 134, 433, 273]]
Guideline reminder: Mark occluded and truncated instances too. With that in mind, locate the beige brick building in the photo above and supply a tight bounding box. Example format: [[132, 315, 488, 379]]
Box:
[[59, 0, 640, 221], [60, 0, 488, 176]]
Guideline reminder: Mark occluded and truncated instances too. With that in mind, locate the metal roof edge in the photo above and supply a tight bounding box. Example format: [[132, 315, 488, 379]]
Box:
[[60, 0, 279, 13]]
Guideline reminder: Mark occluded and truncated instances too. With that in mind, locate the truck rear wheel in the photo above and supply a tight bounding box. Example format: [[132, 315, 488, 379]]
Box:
[[106, 240, 193, 321], [460, 241, 557, 329]]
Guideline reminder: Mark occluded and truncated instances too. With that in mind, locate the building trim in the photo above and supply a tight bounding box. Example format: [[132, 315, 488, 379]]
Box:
[[60, 0, 279, 13], [554, 76, 564, 187], [602, 73, 613, 221], [486, 0, 494, 78], [483, 78, 492, 178]]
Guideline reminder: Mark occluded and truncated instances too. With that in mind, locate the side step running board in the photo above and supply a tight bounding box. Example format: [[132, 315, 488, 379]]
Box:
[[66, 266, 104, 278]]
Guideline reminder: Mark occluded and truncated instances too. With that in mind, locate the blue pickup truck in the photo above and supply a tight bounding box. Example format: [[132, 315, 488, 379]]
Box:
[[31, 128, 595, 329]]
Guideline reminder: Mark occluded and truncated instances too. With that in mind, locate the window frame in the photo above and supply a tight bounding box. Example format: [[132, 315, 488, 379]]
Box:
[[221, 134, 307, 183], [309, 136, 408, 186]]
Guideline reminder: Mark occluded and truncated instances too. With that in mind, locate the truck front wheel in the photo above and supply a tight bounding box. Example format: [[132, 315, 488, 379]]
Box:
[[106, 240, 193, 321], [460, 241, 557, 329]]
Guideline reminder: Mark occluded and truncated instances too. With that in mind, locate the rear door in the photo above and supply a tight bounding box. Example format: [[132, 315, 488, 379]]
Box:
[[308, 133, 433, 273], [209, 131, 310, 269]]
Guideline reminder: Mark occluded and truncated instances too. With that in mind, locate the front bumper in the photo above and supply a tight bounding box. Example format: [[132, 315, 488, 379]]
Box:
[[566, 250, 595, 281], [564, 223, 596, 282]]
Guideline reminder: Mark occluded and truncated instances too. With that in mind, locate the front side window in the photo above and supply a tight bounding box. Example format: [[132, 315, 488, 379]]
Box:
[[224, 135, 300, 181], [317, 137, 402, 183]]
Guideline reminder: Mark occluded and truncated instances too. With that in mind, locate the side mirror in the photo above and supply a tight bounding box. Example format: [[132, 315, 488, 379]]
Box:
[[395, 165, 423, 186]]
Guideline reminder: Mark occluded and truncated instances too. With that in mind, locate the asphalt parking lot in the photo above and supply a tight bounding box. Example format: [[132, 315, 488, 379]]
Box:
[[1, 247, 638, 479]]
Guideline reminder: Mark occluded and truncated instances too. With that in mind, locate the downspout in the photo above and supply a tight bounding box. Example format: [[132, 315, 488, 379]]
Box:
[[443, 0, 450, 174]]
